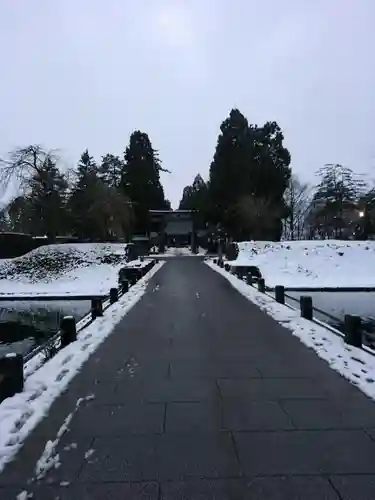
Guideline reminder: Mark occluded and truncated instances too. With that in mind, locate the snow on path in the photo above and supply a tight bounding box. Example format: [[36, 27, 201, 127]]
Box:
[[207, 260, 375, 401], [0, 260, 165, 474]]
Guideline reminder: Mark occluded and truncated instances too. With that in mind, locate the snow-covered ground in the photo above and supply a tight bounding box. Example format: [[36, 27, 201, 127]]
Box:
[[0, 243, 128, 296], [230, 240, 375, 288], [0, 260, 165, 474], [207, 260, 375, 402]]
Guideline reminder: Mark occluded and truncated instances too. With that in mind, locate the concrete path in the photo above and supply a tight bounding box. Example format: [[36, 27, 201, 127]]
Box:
[[2, 258, 375, 499]]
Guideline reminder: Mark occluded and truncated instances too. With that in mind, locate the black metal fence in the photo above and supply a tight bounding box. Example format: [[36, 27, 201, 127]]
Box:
[[212, 257, 374, 355], [0, 260, 156, 403]]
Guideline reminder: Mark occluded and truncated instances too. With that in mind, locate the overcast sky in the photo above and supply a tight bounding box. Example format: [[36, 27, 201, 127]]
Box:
[[0, 0, 374, 207]]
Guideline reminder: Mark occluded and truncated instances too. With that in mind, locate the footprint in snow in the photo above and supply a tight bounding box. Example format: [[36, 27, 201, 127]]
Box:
[[12, 410, 33, 433], [7, 435, 22, 446], [28, 387, 45, 402], [63, 443, 77, 451], [61, 354, 73, 365], [351, 356, 365, 365], [55, 368, 69, 382]]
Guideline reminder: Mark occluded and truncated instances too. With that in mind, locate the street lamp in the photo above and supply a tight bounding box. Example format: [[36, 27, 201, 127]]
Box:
[[358, 208, 369, 240]]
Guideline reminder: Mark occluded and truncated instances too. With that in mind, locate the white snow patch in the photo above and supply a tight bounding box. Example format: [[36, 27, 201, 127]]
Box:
[[230, 240, 375, 288], [16, 491, 32, 500], [125, 259, 151, 268], [0, 261, 165, 473], [207, 260, 375, 401], [35, 394, 92, 481], [63, 443, 77, 452], [0, 243, 128, 297], [84, 448, 95, 460]]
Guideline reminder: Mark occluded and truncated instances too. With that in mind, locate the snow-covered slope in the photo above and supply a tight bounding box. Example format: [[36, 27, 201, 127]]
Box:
[[0, 243, 127, 296], [231, 240, 375, 288]]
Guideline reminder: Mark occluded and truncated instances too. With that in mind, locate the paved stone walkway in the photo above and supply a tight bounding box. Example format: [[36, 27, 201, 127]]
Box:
[[2, 258, 375, 499]]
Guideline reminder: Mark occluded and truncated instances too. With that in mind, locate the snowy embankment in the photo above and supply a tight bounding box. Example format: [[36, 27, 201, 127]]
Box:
[[0, 243, 129, 296], [0, 260, 165, 473], [230, 240, 375, 288], [207, 260, 375, 403]]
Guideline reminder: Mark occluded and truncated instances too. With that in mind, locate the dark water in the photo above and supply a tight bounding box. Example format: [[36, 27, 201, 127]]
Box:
[[0, 300, 91, 357], [284, 291, 375, 347], [3, 291, 375, 358]]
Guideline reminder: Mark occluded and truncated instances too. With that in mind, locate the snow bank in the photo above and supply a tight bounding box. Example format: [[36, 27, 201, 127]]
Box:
[[231, 240, 375, 288], [207, 260, 375, 403], [0, 260, 164, 473], [0, 243, 128, 296]]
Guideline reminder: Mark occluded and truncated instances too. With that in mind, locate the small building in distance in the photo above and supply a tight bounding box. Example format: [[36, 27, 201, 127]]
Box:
[[149, 210, 195, 247]]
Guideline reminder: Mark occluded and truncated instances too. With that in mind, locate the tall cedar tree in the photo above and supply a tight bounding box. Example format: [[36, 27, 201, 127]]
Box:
[[208, 109, 291, 240], [179, 174, 209, 228], [122, 131, 169, 234], [209, 109, 250, 233], [68, 149, 101, 239]]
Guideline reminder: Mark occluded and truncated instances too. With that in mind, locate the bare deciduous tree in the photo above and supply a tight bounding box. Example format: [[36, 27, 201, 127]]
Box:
[[0, 145, 58, 192], [283, 175, 311, 240], [0, 146, 71, 238]]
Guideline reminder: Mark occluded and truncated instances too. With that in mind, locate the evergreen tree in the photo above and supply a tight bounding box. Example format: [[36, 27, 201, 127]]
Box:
[[209, 109, 251, 232], [27, 157, 68, 239], [98, 153, 123, 188], [7, 196, 33, 233], [76, 149, 97, 185], [68, 149, 101, 238], [122, 131, 169, 234], [179, 174, 207, 210], [208, 109, 291, 240], [311, 164, 366, 238], [0, 208, 9, 231], [179, 174, 209, 228]]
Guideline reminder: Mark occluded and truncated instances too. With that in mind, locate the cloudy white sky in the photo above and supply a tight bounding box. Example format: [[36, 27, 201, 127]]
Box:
[[0, 0, 374, 207]]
